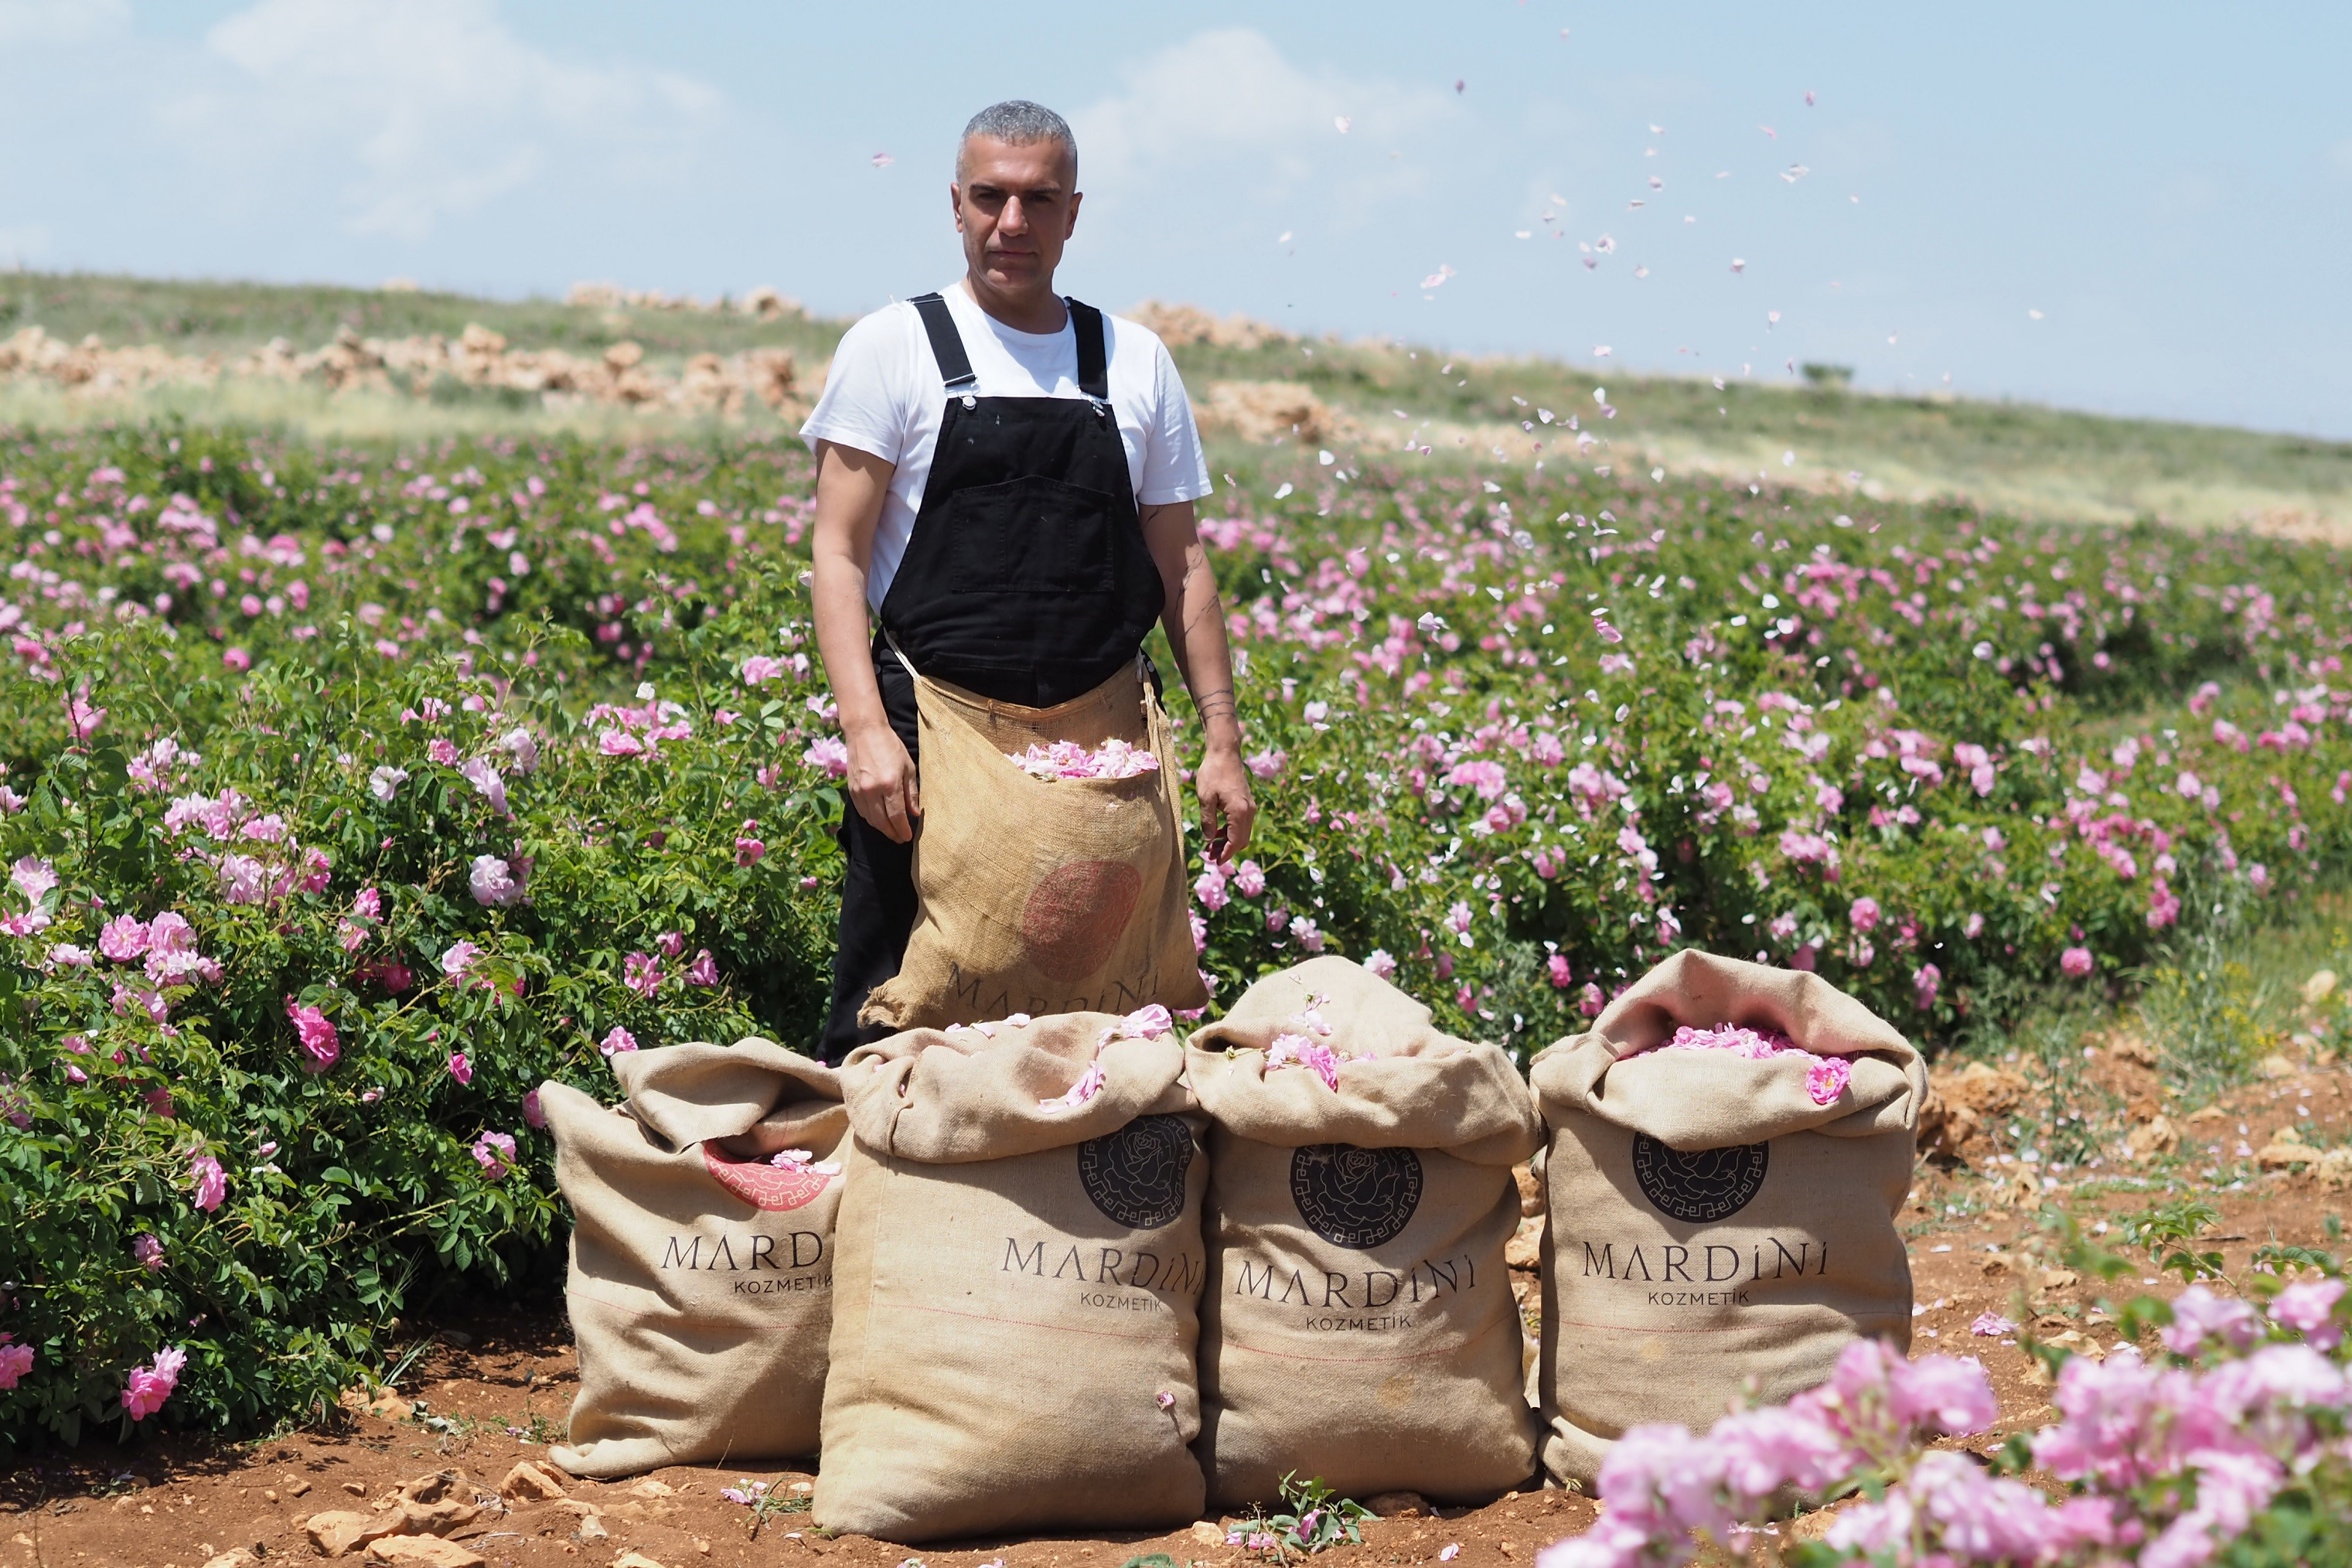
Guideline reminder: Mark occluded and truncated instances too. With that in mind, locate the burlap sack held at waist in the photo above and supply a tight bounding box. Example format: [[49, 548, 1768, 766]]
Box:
[[817, 1012, 1209, 1542], [858, 659, 1208, 1033], [544, 1037, 845, 1479], [1185, 958, 1543, 1506]]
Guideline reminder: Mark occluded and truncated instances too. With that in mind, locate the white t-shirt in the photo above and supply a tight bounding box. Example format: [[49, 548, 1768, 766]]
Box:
[[800, 283, 1213, 609]]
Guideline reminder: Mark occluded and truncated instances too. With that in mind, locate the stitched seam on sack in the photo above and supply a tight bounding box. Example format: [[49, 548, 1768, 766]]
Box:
[[1551, 1312, 1908, 1335], [882, 1298, 1178, 1344], [566, 1283, 826, 1327], [1219, 1300, 1514, 1365]]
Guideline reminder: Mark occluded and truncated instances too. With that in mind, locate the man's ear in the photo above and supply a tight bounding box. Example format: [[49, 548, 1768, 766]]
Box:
[[949, 181, 966, 233], [1065, 189, 1082, 238]]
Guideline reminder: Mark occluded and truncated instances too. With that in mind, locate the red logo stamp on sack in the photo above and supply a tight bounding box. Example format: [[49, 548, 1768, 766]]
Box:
[[701, 1145, 834, 1212], [1020, 858, 1140, 980]]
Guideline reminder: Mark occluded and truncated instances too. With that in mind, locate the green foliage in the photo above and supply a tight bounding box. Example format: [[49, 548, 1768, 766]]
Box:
[[1255, 1472, 1372, 1557], [2, 408, 2351, 1455], [2140, 867, 2283, 1099], [2117, 1198, 2230, 1283]]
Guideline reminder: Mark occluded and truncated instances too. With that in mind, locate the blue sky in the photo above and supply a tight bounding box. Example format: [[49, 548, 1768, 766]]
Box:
[[5, 0, 2350, 436]]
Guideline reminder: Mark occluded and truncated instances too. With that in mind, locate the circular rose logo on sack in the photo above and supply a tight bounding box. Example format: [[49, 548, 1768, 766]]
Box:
[[1077, 1113, 1194, 1229], [1021, 858, 1142, 981], [1630, 1133, 1769, 1224], [1290, 1143, 1423, 1249]]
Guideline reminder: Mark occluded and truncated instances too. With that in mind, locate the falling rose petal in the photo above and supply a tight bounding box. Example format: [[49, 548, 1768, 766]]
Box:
[[1334, 115, 1352, 134], [870, 152, 893, 167]]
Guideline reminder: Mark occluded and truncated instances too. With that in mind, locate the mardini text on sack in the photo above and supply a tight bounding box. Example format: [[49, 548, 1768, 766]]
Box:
[[1231, 1249, 1479, 1328], [1574, 1236, 1828, 1290], [1001, 1237, 1207, 1306], [656, 1231, 827, 1275]]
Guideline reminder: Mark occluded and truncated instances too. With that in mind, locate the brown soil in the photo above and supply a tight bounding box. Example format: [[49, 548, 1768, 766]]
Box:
[[7, 1053, 2347, 1568]]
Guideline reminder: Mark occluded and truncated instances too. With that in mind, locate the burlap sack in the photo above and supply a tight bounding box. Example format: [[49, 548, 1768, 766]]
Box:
[[1186, 957, 1542, 1506], [817, 1011, 1210, 1542], [858, 658, 1208, 1031], [1529, 950, 1925, 1487], [541, 1038, 845, 1478]]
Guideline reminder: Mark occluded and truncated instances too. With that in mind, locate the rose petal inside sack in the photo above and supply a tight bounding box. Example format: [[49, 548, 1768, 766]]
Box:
[[1004, 737, 1161, 781], [1641, 1022, 1851, 1106]]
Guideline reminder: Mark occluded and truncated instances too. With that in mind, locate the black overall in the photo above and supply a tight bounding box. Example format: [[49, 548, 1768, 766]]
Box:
[[816, 292, 1167, 1062]]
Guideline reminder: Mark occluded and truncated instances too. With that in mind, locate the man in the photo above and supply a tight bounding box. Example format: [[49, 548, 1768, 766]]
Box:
[[803, 98, 1256, 1064]]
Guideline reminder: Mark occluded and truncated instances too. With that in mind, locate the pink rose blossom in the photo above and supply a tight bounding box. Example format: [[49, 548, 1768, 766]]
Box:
[[2269, 1279, 2343, 1349], [121, 1345, 185, 1420], [622, 951, 662, 997], [522, 1087, 547, 1129], [98, 915, 151, 960], [687, 949, 719, 986], [1547, 953, 1573, 988], [189, 1153, 226, 1212], [1364, 949, 1398, 980], [599, 1026, 638, 1058], [471, 1130, 516, 1179], [469, 854, 523, 907], [802, 736, 850, 778], [1232, 861, 1267, 898], [285, 996, 339, 1073], [132, 1233, 165, 1270], [2061, 945, 2095, 978], [448, 1052, 473, 1086], [0, 1336, 34, 1390], [1848, 896, 1881, 933], [458, 756, 509, 816], [1805, 1056, 1852, 1104]]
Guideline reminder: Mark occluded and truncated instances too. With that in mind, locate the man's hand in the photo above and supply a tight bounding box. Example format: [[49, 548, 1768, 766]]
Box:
[[1139, 499, 1256, 868], [844, 718, 921, 844], [1195, 742, 1256, 866]]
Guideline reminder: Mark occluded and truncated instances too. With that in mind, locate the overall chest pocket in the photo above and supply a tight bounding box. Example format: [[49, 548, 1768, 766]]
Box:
[[945, 474, 1123, 595]]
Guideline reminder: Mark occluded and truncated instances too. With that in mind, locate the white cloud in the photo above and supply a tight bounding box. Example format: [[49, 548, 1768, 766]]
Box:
[[155, 0, 726, 243], [1070, 28, 1455, 230], [0, 0, 128, 46]]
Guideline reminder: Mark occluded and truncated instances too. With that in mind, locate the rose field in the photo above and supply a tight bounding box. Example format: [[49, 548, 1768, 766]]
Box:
[[5, 284, 2352, 1565]]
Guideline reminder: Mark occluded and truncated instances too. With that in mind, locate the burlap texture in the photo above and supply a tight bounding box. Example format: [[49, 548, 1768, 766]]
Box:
[[1186, 958, 1542, 1505], [859, 660, 1208, 1032], [543, 1038, 844, 1478], [816, 1014, 1210, 1542], [1529, 950, 1924, 1486]]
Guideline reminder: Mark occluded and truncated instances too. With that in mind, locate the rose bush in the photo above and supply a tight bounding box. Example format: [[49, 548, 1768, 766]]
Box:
[[0, 419, 2347, 1454], [1536, 1254, 2352, 1568]]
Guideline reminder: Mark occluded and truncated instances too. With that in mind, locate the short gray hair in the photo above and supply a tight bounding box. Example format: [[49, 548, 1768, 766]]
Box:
[[959, 100, 1076, 176]]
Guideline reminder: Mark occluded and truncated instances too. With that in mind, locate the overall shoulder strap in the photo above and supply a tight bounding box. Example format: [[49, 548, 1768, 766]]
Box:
[[908, 291, 977, 394], [1066, 298, 1110, 401]]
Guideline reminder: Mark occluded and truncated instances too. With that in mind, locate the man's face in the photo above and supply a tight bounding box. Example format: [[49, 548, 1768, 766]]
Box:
[[953, 135, 1080, 295]]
